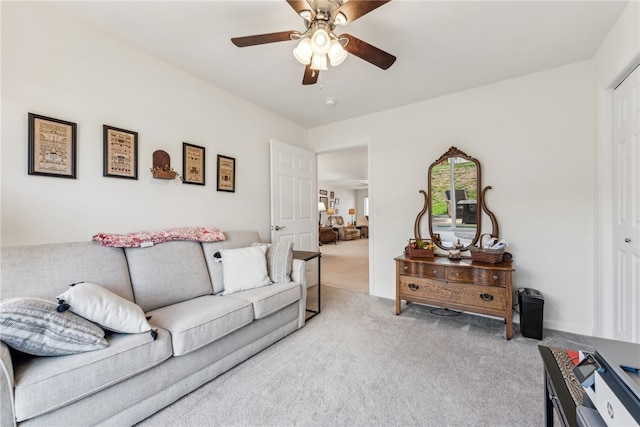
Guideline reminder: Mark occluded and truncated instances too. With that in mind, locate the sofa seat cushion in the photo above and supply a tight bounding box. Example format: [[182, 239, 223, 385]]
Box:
[[146, 295, 254, 356], [226, 281, 301, 320], [13, 328, 171, 422]]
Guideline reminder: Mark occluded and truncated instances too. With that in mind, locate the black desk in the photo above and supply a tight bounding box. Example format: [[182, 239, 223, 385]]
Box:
[[293, 250, 321, 320], [539, 345, 580, 427]]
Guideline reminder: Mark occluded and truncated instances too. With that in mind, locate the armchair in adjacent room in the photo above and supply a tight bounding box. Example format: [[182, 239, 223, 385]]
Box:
[[329, 216, 360, 240], [319, 226, 337, 244], [355, 216, 369, 238]]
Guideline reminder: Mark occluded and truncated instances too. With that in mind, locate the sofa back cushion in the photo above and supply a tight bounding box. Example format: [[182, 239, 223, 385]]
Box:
[[125, 241, 212, 312], [201, 230, 261, 294], [1, 242, 133, 302]]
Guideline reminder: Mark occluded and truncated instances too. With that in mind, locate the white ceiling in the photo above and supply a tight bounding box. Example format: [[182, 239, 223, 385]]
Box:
[[47, 0, 628, 130], [43, 0, 628, 188], [317, 146, 369, 189]]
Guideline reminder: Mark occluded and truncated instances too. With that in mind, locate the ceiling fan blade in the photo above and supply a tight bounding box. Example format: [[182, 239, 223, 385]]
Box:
[[231, 31, 299, 47], [302, 64, 319, 85], [335, 0, 390, 24], [286, 0, 315, 20], [341, 33, 396, 70]]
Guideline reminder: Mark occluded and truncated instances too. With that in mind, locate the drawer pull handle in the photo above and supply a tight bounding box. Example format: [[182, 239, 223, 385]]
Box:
[[493, 275, 498, 280], [404, 266, 408, 270], [480, 293, 494, 301], [433, 270, 437, 274], [408, 283, 419, 291]]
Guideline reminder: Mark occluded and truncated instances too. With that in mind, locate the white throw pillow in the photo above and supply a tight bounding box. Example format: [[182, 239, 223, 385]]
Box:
[[57, 282, 151, 334], [220, 245, 272, 295]]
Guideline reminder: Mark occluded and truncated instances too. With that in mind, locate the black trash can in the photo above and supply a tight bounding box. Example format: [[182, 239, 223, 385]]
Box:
[[517, 288, 544, 340]]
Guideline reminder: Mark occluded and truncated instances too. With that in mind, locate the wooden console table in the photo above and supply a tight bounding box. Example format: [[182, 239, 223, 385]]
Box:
[[395, 255, 514, 339]]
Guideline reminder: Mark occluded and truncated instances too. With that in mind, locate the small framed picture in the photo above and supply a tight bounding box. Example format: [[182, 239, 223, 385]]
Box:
[[330, 201, 335, 208], [335, 198, 340, 204], [319, 189, 328, 196], [183, 143, 205, 185], [330, 191, 334, 199], [217, 155, 235, 192], [103, 125, 138, 179], [28, 113, 77, 178]]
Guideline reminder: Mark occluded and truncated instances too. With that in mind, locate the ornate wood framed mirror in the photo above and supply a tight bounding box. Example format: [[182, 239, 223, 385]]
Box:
[[414, 146, 499, 251]]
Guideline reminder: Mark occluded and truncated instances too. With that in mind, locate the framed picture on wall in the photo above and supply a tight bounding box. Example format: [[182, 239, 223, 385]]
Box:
[[319, 196, 328, 210], [28, 113, 77, 179], [103, 125, 138, 179], [217, 154, 235, 192], [330, 191, 334, 199], [183, 143, 206, 185], [335, 198, 340, 204], [319, 189, 328, 195], [330, 201, 335, 208]]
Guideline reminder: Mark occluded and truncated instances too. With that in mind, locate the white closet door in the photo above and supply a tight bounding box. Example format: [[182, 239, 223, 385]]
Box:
[[612, 64, 640, 343]]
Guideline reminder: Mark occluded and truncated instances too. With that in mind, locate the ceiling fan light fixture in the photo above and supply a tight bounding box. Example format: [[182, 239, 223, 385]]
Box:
[[299, 10, 313, 21], [311, 29, 330, 55], [293, 38, 312, 65], [334, 12, 348, 26], [328, 39, 347, 66], [310, 53, 328, 71]]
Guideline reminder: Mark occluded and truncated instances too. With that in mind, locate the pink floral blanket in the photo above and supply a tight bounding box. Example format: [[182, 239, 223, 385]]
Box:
[[92, 226, 225, 248]]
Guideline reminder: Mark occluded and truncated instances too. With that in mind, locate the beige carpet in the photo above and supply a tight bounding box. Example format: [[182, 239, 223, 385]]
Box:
[[319, 237, 369, 293], [137, 285, 593, 427]]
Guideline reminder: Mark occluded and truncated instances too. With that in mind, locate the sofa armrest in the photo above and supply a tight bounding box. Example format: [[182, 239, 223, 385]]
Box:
[[291, 259, 306, 287], [0, 341, 16, 427], [290, 259, 308, 329]]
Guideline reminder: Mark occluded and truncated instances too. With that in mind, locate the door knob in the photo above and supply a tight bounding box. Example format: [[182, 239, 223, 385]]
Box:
[[274, 225, 286, 231], [625, 238, 631, 243]]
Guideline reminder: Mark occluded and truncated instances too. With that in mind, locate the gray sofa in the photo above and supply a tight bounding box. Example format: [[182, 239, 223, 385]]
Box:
[[0, 230, 308, 426]]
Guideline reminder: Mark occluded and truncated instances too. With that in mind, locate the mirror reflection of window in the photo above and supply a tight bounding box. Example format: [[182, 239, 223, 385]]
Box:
[[432, 157, 477, 231]]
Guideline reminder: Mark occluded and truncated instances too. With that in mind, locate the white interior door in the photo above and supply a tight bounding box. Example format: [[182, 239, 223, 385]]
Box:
[[269, 139, 317, 251], [612, 64, 640, 343]]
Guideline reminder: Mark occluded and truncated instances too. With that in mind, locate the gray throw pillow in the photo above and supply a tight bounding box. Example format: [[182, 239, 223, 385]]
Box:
[[0, 297, 108, 356], [267, 241, 293, 283]]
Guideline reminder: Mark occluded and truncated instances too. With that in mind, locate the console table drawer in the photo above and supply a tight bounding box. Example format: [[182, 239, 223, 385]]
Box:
[[445, 267, 474, 283], [399, 276, 507, 312], [398, 261, 445, 279], [474, 269, 506, 287]]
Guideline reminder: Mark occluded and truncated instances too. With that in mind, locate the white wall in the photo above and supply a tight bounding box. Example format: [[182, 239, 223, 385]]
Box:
[[310, 61, 596, 335], [1, 2, 307, 247]]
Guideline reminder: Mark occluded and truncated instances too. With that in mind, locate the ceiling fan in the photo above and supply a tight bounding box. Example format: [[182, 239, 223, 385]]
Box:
[[231, 0, 396, 85]]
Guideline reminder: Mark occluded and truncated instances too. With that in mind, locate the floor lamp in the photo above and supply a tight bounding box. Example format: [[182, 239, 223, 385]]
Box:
[[318, 202, 326, 226]]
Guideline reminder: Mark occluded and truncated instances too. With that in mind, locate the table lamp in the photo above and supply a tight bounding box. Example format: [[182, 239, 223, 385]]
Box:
[[349, 208, 355, 224], [326, 208, 335, 224]]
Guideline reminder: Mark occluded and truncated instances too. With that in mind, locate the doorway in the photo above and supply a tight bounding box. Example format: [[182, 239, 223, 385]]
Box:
[[317, 146, 370, 294]]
